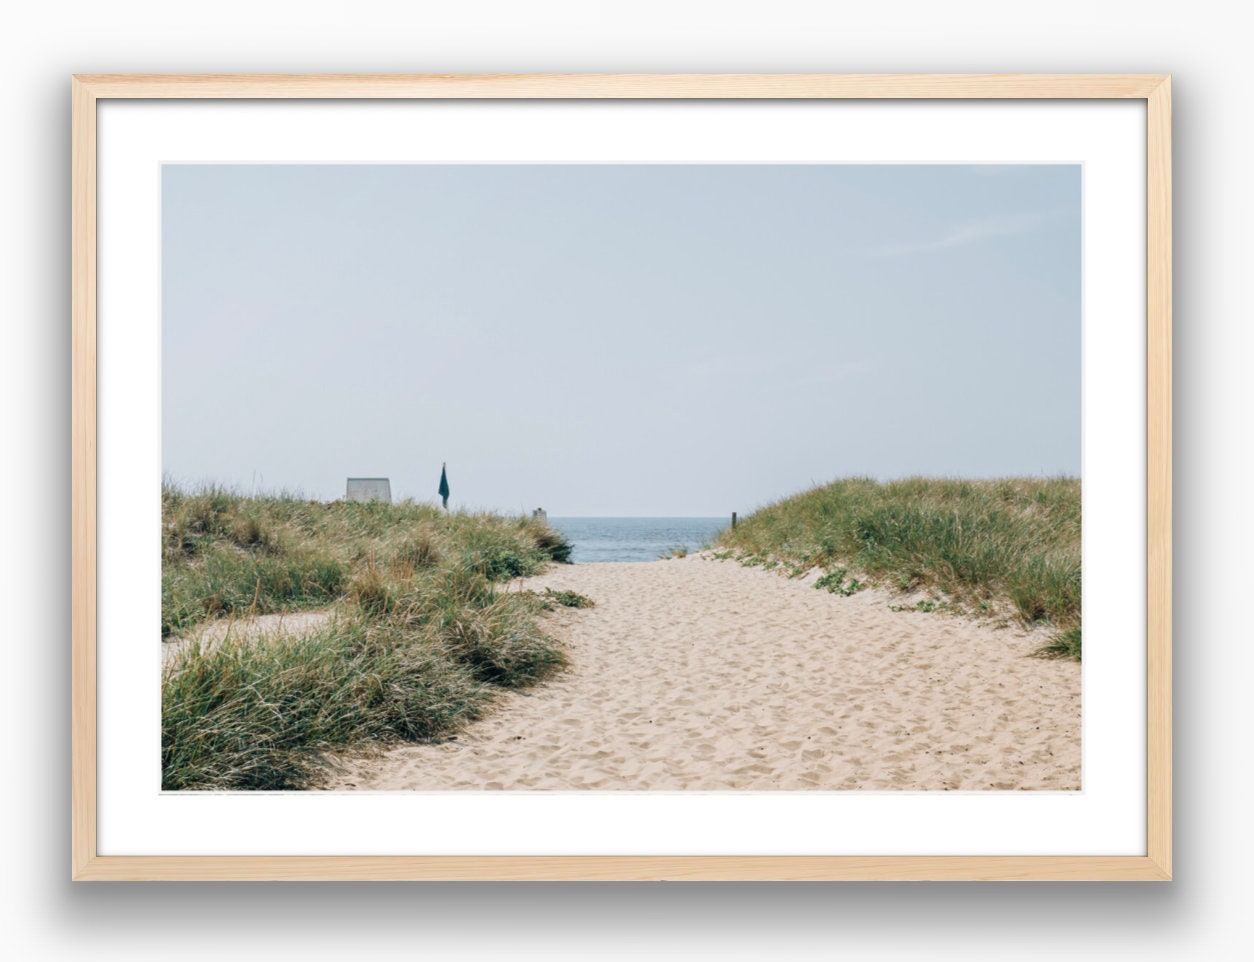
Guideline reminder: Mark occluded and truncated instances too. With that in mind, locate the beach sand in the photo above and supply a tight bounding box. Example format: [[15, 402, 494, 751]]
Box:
[[321, 556, 1080, 791], [161, 607, 342, 669]]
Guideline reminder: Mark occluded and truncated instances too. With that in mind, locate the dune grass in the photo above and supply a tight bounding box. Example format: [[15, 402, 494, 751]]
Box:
[[162, 484, 569, 635], [162, 484, 573, 789], [718, 477, 1081, 659], [539, 588, 596, 609]]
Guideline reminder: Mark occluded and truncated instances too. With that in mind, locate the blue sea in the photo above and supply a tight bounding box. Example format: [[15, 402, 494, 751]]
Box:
[[548, 517, 729, 563]]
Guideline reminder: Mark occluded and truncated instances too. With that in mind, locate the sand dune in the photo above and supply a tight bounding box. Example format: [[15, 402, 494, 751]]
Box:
[[321, 557, 1080, 791]]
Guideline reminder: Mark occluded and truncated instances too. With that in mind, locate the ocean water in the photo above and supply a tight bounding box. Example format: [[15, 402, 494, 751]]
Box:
[[548, 517, 729, 563]]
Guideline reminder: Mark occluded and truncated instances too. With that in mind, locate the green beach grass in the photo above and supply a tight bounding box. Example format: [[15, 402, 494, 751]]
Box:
[[717, 477, 1081, 660], [161, 484, 573, 790]]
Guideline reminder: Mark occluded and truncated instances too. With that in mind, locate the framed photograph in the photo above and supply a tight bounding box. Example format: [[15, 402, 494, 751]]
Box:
[[72, 74, 1171, 881]]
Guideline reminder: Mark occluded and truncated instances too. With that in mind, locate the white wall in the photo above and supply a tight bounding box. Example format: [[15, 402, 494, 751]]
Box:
[[2, 2, 1248, 958]]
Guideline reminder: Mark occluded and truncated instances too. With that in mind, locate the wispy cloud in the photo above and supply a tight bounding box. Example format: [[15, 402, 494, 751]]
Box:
[[873, 209, 1067, 257]]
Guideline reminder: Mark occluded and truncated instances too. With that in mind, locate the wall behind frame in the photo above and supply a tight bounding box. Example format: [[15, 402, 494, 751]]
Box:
[[2, 0, 1247, 958]]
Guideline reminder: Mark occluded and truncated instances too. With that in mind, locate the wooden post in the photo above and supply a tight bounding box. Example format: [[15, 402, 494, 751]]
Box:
[[732, 512, 737, 528]]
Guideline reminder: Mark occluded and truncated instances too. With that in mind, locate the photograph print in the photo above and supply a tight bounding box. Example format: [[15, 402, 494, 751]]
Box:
[[161, 163, 1081, 793]]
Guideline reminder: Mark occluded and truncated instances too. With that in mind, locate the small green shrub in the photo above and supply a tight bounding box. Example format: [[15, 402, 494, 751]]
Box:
[[542, 588, 595, 609], [1037, 627, 1083, 661], [814, 567, 861, 595], [529, 524, 574, 564]]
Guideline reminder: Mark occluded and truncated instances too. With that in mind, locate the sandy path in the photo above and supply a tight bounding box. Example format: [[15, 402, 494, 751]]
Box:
[[162, 607, 342, 669], [322, 557, 1080, 791]]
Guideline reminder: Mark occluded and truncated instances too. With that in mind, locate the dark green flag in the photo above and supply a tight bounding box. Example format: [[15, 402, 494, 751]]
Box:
[[438, 463, 450, 509]]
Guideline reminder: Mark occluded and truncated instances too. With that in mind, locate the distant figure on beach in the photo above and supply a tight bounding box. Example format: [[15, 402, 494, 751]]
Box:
[[533, 507, 547, 523], [438, 463, 450, 510]]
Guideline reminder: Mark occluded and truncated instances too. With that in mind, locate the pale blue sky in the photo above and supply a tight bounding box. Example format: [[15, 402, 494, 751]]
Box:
[[163, 164, 1080, 516]]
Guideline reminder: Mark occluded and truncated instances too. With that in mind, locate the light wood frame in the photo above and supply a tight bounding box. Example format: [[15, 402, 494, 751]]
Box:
[[71, 73, 1171, 881]]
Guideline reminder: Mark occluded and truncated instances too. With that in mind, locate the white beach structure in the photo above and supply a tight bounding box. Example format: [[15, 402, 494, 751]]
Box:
[[346, 477, 392, 503]]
